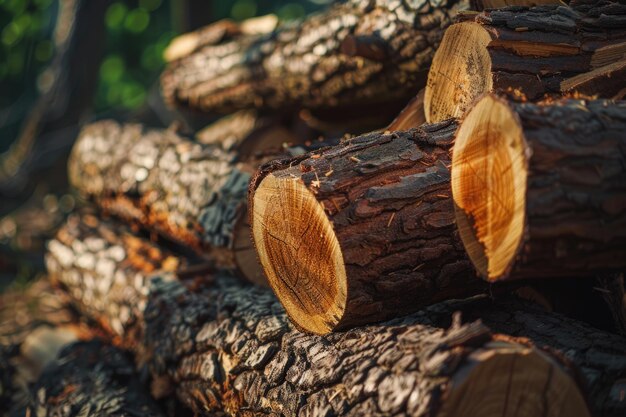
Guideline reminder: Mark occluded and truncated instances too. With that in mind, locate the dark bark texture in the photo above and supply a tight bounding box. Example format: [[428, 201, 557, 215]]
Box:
[[18, 340, 165, 417], [0, 280, 79, 415], [161, 0, 466, 115], [495, 99, 626, 279], [460, 1, 626, 100], [46, 214, 626, 417], [250, 120, 485, 331]]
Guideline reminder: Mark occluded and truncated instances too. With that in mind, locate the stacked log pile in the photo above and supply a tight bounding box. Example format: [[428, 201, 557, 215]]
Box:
[[4, 0, 626, 416]]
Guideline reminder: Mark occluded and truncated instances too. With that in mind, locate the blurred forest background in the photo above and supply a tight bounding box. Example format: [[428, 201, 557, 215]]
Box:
[[0, 0, 331, 290]]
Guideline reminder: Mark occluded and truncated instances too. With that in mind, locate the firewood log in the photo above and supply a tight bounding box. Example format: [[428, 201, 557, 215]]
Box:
[[451, 95, 626, 282], [250, 120, 488, 334], [68, 120, 323, 285], [160, 0, 467, 118], [45, 214, 626, 417], [424, 0, 626, 122]]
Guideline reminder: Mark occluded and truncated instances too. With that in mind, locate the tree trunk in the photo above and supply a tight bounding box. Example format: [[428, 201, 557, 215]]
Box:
[[18, 340, 165, 417], [250, 120, 488, 333], [424, 0, 626, 123], [0, 0, 108, 198], [46, 207, 626, 417], [451, 95, 626, 283], [160, 0, 467, 118], [68, 120, 324, 286]]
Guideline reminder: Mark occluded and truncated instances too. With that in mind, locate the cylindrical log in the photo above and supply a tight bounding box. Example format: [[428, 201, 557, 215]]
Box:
[[19, 340, 165, 417], [68, 120, 319, 285], [451, 95, 626, 281], [160, 0, 467, 116], [424, 1, 626, 122], [45, 214, 626, 417], [250, 120, 484, 334]]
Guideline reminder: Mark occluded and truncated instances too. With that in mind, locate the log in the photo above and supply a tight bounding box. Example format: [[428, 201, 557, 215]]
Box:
[[19, 340, 165, 417], [424, 1, 626, 122], [0, 280, 82, 414], [561, 59, 626, 99], [46, 212, 190, 342], [68, 120, 322, 285], [45, 214, 626, 417], [160, 0, 467, 118], [451, 95, 626, 282], [250, 120, 485, 334]]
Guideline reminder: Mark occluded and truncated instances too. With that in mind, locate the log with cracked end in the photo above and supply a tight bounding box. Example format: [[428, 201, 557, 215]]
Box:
[[250, 120, 486, 334], [19, 340, 166, 417], [47, 212, 626, 417], [451, 95, 626, 282], [160, 0, 466, 116], [424, 0, 626, 123], [68, 120, 322, 286]]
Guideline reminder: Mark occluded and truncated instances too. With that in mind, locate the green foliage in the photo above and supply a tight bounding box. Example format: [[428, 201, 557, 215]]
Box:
[[0, 0, 330, 121]]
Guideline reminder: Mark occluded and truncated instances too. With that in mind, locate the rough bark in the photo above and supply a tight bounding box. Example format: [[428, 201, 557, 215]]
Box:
[[424, 0, 626, 122], [452, 96, 626, 282], [46, 212, 191, 345], [250, 120, 488, 333], [160, 0, 466, 116], [18, 340, 165, 417], [46, 212, 626, 417], [68, 120, 324, 285]]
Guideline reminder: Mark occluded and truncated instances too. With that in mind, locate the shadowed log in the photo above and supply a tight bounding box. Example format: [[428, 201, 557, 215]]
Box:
[[451, 95, 626, 282], [46, 211, 626, 417], [386, 89, 427, 131], [561, 59, 626, 99], [161, 0, 466, 117], [0, 280, 82, 415], [68, 120, 325, 285], [424, 1, 626, 122], [19, 340, 165, 417], [249, 121, 486, 334]]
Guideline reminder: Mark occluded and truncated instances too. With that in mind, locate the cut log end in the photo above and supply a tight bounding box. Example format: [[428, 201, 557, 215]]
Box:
[[425, 22, 492, 123], [451, 95, 527, 282], [438, 340, 590, 417], [252, 168, 347, 334]]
